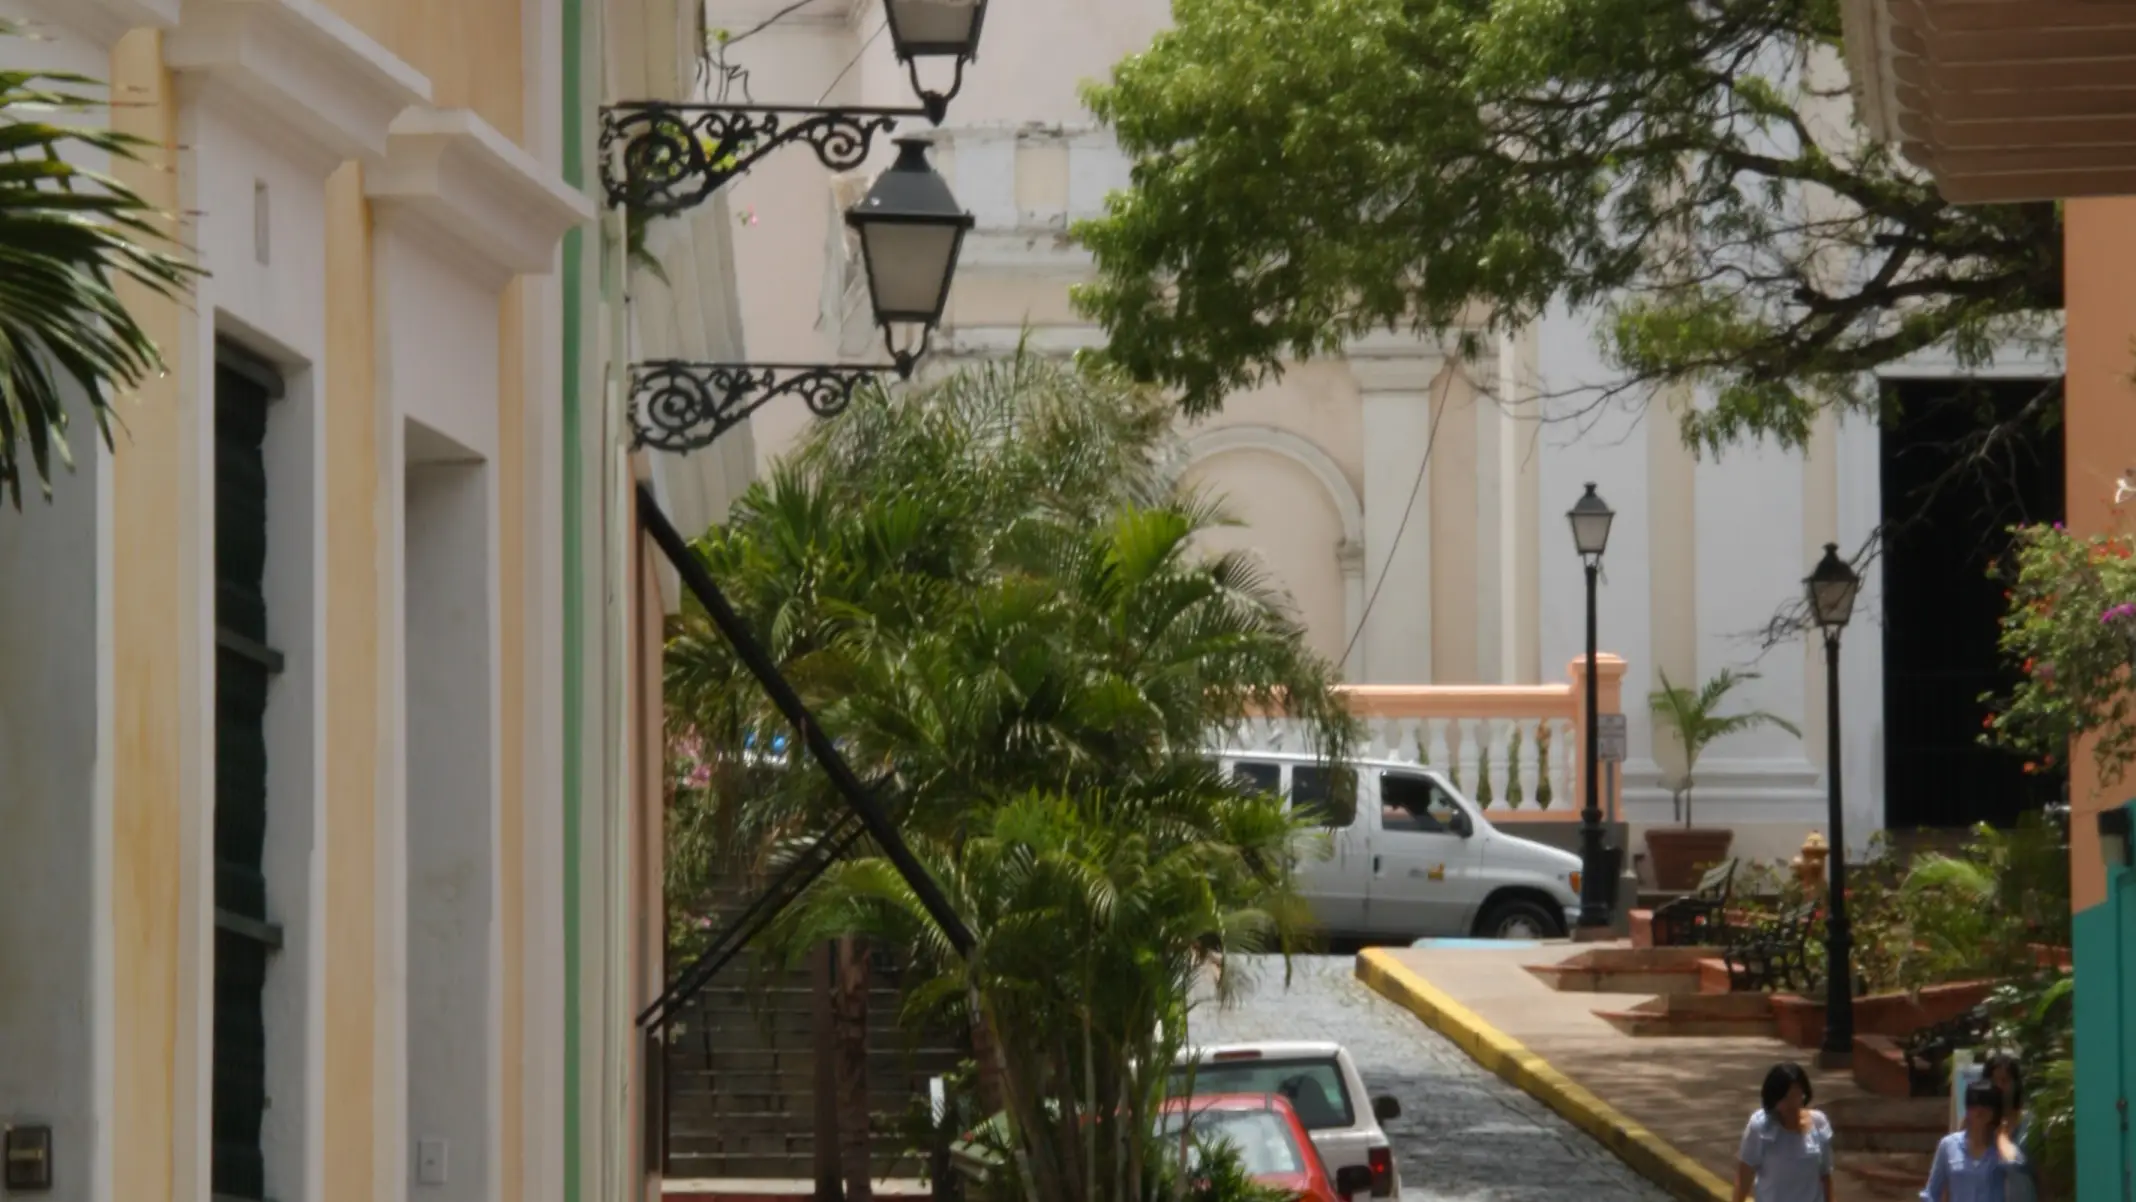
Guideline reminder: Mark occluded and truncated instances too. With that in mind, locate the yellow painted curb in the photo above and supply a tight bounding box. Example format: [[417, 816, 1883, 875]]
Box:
[[1355, 949, 1731, 1202]]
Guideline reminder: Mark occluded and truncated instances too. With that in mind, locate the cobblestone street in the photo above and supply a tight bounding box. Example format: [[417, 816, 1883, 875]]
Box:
[[1188, 956, 1671, 1202]]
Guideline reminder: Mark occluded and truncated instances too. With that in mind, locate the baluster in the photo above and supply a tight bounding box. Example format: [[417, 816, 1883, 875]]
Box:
[[1533, 718, 1557, 810], [1553, 716, 1576, 811], [1443, 719, 1466, 791], [1503, 719, 1527, 809]]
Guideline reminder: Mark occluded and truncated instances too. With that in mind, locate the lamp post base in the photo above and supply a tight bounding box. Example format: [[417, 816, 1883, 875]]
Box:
[[1814, 1048, 1853, 1072]]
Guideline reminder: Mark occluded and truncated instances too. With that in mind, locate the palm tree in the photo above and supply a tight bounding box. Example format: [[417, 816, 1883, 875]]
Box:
[[773, 773, 1312, 1202], [662, 353, 1353, 1200], [0, 43, 199, 507], [1647, 668, 1801, 827]]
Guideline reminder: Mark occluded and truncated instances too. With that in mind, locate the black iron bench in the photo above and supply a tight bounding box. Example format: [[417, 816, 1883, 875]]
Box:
[[1901, 1004, 1995, 1097], [1720, 902, 1819, 993], [1649, 857, 1739, 946]]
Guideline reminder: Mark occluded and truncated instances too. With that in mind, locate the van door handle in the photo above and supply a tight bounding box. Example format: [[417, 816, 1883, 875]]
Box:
[[1372, 855, 1381, 874]]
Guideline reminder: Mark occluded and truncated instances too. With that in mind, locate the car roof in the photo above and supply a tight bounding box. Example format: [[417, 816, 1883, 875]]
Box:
[[1162, 1093, 1293, 1113], [1183, 1041, 1348, 1061]]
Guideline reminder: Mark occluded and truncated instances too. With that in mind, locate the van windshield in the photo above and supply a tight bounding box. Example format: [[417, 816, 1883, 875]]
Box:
[[1170, 1058, 1354, 1130]]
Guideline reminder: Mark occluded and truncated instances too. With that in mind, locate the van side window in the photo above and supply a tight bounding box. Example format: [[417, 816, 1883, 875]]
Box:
[[1232, 760, 1282, 795], [1380, 773, 1463, 833], [1290, 765, 1358, 829]]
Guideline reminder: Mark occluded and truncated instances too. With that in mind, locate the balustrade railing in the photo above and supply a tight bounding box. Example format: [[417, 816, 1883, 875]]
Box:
[[1218, 655, 1626, 821]]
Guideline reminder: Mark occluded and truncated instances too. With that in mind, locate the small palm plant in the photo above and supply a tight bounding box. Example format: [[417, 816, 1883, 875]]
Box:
[[1649, 668, 1801, 827], [0, 43, 200, 507]]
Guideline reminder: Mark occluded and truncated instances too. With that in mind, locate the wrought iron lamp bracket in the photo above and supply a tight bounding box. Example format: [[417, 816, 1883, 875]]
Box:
[[599, 102, 923, 216], [629, 360, 902, 453]]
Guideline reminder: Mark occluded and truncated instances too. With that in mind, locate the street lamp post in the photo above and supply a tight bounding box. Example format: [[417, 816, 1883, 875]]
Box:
[[1806, 542, 1862, 1065], [1568, 483, 1615, 929]]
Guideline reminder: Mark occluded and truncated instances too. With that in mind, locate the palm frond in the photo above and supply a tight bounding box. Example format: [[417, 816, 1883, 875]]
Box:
[[0, 53, 202, 507]]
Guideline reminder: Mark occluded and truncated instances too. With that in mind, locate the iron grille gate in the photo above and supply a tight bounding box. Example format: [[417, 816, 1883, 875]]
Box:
[[633, 484, 975, 1170]]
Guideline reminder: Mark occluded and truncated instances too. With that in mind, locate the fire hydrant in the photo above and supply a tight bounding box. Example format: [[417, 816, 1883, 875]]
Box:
[[1793, 831, 1830, 896]]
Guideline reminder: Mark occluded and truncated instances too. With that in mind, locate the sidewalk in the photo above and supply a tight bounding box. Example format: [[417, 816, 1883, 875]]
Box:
[[1357, 943, 1932, 1201]]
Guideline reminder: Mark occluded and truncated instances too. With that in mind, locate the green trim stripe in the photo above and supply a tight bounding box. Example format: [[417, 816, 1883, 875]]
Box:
[[560, 0, 586, 1196]]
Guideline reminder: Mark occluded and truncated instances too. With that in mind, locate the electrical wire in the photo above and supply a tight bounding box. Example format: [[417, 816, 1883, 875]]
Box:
[[1337, 370, 1453, 670], [816, 20, 887, 105], [723, 0, 819, 48]]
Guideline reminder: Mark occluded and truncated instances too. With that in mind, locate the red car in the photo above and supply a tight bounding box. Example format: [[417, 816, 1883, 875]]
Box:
[[1158, 1094, 1376, 1202]]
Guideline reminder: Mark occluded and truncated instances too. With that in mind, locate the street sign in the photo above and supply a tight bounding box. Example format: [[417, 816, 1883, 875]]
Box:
[[1597, 713, 1628, 763]]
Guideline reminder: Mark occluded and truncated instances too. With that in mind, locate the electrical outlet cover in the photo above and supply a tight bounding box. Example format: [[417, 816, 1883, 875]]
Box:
[[416, 1138, 448, 1185]]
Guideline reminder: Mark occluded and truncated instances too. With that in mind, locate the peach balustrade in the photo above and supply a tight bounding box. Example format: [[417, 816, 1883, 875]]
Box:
[[1220, 655, 1626, 821]]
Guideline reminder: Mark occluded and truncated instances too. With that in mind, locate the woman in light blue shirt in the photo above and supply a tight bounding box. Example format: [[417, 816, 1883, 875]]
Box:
[[1983, 1053, 2036, 1202], [1734, 1062, 1834, 1202], [1922, 1081, 2025, 1202]]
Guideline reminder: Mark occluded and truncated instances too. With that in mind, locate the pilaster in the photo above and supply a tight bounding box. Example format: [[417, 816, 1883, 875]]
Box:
[[1346, 332, 1450, 683]]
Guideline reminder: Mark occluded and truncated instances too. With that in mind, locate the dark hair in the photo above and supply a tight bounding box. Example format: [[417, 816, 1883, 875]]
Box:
[[1760, 1063, 1813, 1113], [1964, 1080, 2006, 1123], [1984, 1052, 2026, 1109]]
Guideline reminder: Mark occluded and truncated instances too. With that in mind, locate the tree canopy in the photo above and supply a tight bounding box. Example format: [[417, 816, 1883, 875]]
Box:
[[1074, 0, 2062, 454]]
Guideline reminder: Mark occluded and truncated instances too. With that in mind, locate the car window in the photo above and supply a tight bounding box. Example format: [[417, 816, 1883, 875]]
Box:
[[1232, 760, 1282, 795], [1379, 773, 1464, 834], [1170, 1058, 1355, 1130], [1289, 766, 1358, 830], [1157, 1108, 1307, 1178]]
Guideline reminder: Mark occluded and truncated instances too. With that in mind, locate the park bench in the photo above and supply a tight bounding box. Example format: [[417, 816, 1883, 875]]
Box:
[[1719, 902, 1819, 993], [1648, 857, 1739, 946], [1900, 1004, 1995, 1097]]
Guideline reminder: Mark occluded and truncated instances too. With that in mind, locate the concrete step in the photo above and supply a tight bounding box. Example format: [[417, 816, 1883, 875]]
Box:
[[1524, 946, 1712, 995], [1840, 1151, 1934, 1199], [667, 1156, 816, 1180], [1822, 1096, 1948, 1155], [1593, 991, 1776, 1038]]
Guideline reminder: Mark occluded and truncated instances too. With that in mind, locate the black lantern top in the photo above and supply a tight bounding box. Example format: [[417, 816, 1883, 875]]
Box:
[[1805, 542, 1860, 630], [884, 0, 988, 122], [1567, 482, 1614, 561], [844, 138, 975, 375]]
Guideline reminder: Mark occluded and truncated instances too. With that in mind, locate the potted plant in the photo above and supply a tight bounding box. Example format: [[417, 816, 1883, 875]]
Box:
[[1647, 668, 1801, 890]]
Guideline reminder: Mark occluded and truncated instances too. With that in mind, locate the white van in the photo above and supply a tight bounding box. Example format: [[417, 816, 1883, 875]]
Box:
[[1213, 750, 1584, 939]]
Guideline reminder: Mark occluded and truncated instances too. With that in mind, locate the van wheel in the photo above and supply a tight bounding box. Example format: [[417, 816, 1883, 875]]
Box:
[[1477, 898, 1560, 940]]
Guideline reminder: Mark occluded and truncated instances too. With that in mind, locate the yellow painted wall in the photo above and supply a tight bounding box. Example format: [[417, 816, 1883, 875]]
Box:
[[2060, 196, 2136, 916], [320, 0, 526, 142], [498, 278, 528, 1202], [322, 161, 381, 1202], [310, 14, 535, 1199], [108, 31, 187, 1202]]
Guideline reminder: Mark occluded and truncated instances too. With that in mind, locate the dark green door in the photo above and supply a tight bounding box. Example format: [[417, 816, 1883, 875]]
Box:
[[211, 354, 284, 1202]]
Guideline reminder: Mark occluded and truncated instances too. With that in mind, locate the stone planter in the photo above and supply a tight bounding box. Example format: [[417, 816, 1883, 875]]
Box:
[[1644, 827, 1736, 891], [1768, 980, 1999, 1050]]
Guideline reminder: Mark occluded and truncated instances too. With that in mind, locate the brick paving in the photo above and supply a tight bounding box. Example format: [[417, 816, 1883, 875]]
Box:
[[1189, 955, 1672, 1202]]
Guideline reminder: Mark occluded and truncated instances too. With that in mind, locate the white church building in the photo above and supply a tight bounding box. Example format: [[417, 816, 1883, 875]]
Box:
[[697, 0, 2065, 867]]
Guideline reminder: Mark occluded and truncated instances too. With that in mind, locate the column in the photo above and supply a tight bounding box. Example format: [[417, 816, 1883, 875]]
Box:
[[1337, 539, 1366, 680]]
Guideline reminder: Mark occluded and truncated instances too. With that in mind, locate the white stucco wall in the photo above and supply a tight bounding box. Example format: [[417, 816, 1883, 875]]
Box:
[[0, 398, 105, 1202], [404, 452, 498, 1202], [0, 13, 122, 1199]]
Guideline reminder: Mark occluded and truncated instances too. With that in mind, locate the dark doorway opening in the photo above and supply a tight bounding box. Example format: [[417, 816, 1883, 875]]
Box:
[[1880, 377, 2066, 831]]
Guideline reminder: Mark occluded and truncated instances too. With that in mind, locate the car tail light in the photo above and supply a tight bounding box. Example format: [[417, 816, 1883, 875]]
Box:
[[1211, 1050, 1261, 1062], [1368, 1146, 1392, 1197]]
